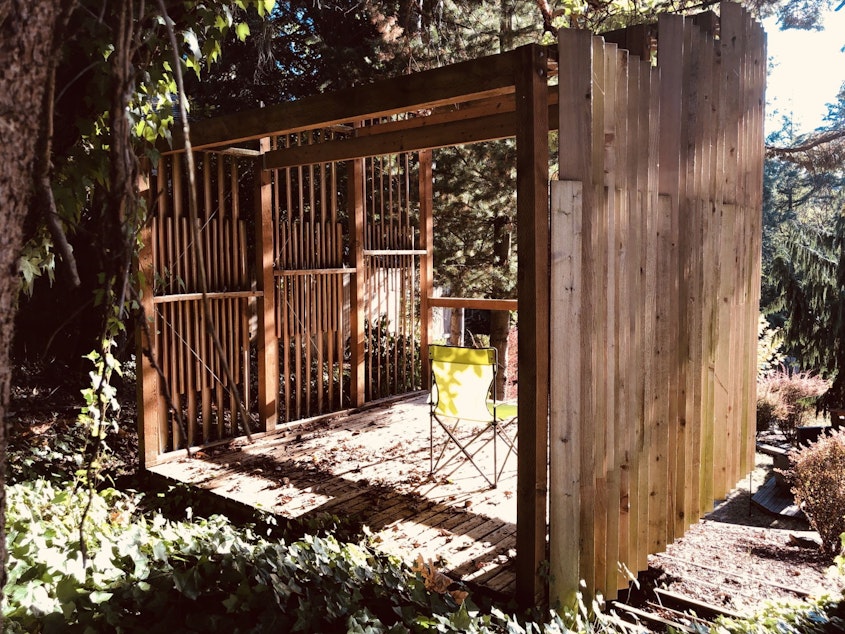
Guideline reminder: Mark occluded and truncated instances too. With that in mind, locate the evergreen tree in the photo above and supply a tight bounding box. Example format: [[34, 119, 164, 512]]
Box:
[[767, 82, 845, 409]]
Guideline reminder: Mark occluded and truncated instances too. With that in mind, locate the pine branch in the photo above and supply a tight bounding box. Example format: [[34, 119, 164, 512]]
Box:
[[767, 128, 845, 173], [767, 128, 845, 156]]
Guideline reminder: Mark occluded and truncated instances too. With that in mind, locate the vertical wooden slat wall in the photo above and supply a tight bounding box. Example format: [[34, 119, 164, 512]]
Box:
[[271, 130, 348, 422], [270, 131, 422, 419], [139, 151, 259, 462], [550, 3, 765, 605], [361, 151, 422, 401]]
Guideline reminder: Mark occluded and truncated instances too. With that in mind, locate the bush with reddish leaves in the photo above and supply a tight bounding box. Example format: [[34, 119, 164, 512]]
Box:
[[757, 368, 828, 441], [788, 430, 845, 557]]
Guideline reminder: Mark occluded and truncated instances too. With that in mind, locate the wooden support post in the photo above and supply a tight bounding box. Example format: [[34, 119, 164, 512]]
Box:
[[515, 43, 550, 609], [556, 28, 596, 603], [256, 138, 278, 431], [419, 150, 434, 389], [349, 156, 367, 407], [549, 180, 583, 610], [137, 162, 159, 468]]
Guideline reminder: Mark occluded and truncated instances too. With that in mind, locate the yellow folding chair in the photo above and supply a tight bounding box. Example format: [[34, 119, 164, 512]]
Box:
[[428, 344, 517, 488]]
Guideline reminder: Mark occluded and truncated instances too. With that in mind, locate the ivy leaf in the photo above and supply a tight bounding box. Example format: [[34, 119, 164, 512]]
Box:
[[173, 568, 200, 600], [18, 256, 37, 288], [89, 590, 113, 605], [235, 22, 250, 42], [182, 30, 201, 60], [152, 540, 168, 562], [259, 0, 276, 16], [449, 603, 473, 631]]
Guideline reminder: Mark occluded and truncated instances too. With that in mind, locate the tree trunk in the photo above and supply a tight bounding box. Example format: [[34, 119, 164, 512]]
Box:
[[490, 214, 513, 399], [449, 307, 464, 346], [0, 1, 72, 618], [490, 310, 510, 397]]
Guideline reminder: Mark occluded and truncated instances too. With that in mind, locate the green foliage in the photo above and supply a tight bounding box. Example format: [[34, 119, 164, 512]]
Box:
[[184, 1, 412, 117], [365, 315, 422, 398], [21, 0, 275, 295], [79, 339, 122, 440], [787, 430, 845, 557], [16, 234, 56, 298], [6, 421, 88, 487], [764, 86, 845, 412], [758, 316, 784, 377], [768, 218, 843, 366], [433, 142, 518, 300], [4, 479, 643, 634], [712, 594, 845, 633], [756, 367, 828, 440]]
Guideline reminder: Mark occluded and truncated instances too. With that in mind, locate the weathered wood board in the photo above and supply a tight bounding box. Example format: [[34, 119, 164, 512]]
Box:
[[149, 395, 518, 596]]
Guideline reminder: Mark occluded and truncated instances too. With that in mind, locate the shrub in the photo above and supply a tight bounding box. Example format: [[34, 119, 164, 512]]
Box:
[[787, 430, 845, 557], [4, 479, 640, 633], [757, 368, 828, 441], [756, 391, 784, 434]]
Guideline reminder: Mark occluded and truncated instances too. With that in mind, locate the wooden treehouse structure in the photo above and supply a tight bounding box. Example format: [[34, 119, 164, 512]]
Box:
[[138, 3, 765, 608]]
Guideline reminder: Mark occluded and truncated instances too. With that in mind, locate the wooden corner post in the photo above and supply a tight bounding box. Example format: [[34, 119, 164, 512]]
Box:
[[418, 150, 434, 389], [256, 138, 278, 431], [137, 159, 160, 468], [515, 43, 550, 609], [349, 156, 367, 407], [551, 28, 595, 610]]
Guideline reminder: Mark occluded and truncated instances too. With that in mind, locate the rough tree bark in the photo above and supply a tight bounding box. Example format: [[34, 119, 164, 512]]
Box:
[[490, 214, 513, 399], [0, 0, 73, 616]]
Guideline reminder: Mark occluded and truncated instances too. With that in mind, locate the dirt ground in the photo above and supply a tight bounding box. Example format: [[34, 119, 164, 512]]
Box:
[[638, 450, 844, 616]]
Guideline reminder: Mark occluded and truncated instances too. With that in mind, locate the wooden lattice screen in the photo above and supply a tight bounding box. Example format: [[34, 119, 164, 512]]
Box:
[[550, 3, 765, 604], [140, 137, 424, 460], [139, 152, 258, 460], [361, 153, 421, 401], [271, 130, 348, 422], [270, 136, 422, 420]]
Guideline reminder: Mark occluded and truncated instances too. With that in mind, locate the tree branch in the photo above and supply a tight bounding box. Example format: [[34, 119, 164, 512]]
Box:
[[158, 0, 254, 443], [767, 128, 845, 156], [38, 42, 81, 288]]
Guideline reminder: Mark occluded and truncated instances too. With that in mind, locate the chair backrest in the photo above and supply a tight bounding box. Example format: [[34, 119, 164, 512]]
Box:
[[429, 345, 497, 422]]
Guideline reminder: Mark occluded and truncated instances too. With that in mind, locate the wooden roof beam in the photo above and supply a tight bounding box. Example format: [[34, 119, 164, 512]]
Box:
[[167, 48, 525, 153], [262, 87, 559, 169]]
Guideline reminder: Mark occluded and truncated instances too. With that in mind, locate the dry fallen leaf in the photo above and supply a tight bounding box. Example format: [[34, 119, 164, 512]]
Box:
[[412, 555, 454, 594], [449, 589, 468, 606]]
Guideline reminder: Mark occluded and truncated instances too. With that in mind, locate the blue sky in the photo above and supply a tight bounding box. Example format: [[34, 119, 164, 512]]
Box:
[[764, 9, 845, 134]]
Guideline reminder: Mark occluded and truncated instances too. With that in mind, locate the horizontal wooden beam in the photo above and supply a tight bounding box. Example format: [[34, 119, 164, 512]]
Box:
[[274, 268, 347, 276], [427, 297, 517, 311], [152, 290, 261, 304], [353, 92, 524, 139], [263, 100, 561, 170], [168, 48, 524, 153], [264, 111, 514, 169], [364, 249, 427, 256]]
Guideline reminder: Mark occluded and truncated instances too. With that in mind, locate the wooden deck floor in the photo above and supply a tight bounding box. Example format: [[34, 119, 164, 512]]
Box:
[[149, 394, 518, 596]]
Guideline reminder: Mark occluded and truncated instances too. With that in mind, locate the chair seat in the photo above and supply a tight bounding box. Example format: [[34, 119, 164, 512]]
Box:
[[488, 400, 518, 422]]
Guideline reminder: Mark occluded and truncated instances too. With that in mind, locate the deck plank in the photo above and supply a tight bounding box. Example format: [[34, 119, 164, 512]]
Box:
[[149, 394, 517, 597], [751, 477, 802, 518]]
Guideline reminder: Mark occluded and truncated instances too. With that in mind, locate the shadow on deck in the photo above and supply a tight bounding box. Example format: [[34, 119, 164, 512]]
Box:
[[148, 394, 518, 596]]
